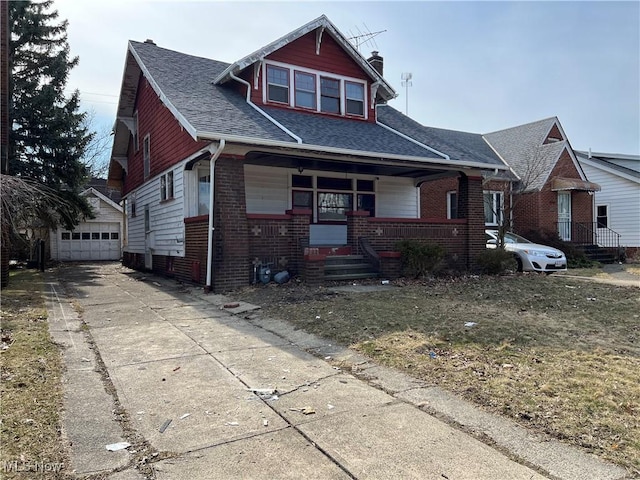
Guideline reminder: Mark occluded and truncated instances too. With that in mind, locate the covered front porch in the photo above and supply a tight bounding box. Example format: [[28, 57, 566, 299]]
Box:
[[182, 146, 490, 291]]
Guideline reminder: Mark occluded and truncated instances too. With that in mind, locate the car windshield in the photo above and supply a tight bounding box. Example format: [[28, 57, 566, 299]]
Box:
[[504, 232, 531, 244]]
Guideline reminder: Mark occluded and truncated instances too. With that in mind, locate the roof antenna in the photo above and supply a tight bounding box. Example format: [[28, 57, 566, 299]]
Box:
[[401, 72, 413, 115], [347, 23, 386, 51]]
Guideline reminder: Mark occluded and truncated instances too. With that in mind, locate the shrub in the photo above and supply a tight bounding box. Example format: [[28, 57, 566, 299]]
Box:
[[395, 240, 445, 278], [476, 248, 518, 275]]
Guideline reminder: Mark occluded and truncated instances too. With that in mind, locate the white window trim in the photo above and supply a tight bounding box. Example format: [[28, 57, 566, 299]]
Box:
[[446, 191, 458, 220], [262, 60, 368, 119], [266, 64, 289, 105], [483, 191, 504, 226], [289, 172, 376, 223], [345, 80, 365, 117], [160, 170, 175, 202], [143, 134, 151, 180], [596, 203, 609, 228]]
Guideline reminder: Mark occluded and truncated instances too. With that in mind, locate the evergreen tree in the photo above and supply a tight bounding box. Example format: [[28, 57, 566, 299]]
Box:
[[8, 0, 93, 229]]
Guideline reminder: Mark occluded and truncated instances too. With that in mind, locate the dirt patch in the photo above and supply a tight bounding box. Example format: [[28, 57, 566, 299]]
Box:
[[236, 272, 640, 474]]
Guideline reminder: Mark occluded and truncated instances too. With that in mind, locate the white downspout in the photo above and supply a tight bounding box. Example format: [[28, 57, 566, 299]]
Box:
[[205, 139, 225, 292], [228, 71, 303, 144]]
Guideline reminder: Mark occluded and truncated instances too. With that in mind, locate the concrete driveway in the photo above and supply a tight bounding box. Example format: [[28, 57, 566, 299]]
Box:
[[46, 263, 628, 480]]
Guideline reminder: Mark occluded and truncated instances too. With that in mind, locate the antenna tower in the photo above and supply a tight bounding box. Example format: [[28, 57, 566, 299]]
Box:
[[401, 72, 413, 115], [347, 23, 386, 51]]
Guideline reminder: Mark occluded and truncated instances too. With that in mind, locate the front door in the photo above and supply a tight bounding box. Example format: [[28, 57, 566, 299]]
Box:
[[558, 192, 571, 241]]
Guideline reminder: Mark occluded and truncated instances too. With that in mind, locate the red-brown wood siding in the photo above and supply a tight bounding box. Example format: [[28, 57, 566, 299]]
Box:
[[246, 31, 375, 123], [123, 76, 208, 195]]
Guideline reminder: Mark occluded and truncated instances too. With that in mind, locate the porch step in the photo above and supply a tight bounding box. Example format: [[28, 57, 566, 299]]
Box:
[[578, 245, 617, 263], [324, 255, 379, 281]]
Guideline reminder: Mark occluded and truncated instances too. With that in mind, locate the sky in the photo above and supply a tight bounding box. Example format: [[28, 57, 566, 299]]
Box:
[[54, 0, 640, 156]]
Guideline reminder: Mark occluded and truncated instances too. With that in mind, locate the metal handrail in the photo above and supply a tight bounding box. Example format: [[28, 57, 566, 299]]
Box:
[[558, 222, 621, 252], [358, 237, 381, 272]]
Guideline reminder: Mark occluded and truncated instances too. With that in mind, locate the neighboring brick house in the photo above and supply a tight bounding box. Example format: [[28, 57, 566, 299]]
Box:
[[420, 117, 600, 244], [107, 15, 508, 292]]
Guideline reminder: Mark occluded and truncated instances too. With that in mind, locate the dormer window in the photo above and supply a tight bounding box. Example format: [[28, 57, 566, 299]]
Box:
[[346, 82, 364, 116], [295, 71, 316, 109], [267, 65, 289, 104], [320, 77, 340, 114], [263, 62, 367, 118]]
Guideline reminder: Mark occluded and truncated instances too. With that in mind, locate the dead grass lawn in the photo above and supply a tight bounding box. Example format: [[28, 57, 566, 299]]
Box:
[[237, 273, 640, 474], [0, 270, 67, 478]]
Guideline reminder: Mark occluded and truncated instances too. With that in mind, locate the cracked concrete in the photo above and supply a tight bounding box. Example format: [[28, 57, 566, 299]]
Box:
[[47, 263, 629, 479]]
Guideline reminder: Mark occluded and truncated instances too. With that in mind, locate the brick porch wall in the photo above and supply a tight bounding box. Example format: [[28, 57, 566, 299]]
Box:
[[246, 209, 311, 280]]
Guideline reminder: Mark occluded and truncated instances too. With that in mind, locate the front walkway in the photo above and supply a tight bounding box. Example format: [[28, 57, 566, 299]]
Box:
[[46, 263, 627, 479]]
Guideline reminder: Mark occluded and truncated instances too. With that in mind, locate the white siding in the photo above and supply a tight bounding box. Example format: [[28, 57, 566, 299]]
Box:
[[245, 165, 419, 219], [581, 163, 640, 247], [244, 165, 289, 214], [50, 192, 124, 261], [376, 177, 419, 218], [124, 166, 186, 256]]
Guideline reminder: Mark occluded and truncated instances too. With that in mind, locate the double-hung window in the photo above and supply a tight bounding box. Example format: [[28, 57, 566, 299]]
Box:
[[267, 65, 289, 104], [160, 170, 174, 201], [320, 77, 340, 114], [345, 81, 364, 116], [596, 205, 608, 228], [295, 71, 316, 109]]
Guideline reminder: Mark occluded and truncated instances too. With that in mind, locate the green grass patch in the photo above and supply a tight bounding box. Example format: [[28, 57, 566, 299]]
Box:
[[0, 270, 67, 478]]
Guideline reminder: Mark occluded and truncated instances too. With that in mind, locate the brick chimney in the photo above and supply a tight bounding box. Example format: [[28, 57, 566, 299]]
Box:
[[367, 51, 383, 77]]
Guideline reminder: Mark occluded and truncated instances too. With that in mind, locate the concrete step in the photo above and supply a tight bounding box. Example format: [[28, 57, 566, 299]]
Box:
[[324, 272, 380, 281]]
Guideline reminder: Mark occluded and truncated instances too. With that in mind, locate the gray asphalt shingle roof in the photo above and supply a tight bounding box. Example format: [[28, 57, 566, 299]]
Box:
[[483, 117, 564, 191], [129, 40, 507, 168], [376, 105, 506, 167], [131, 41, 295, 143]]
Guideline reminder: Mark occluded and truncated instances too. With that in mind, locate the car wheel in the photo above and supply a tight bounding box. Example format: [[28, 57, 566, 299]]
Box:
[[515, 256, 523, 272]]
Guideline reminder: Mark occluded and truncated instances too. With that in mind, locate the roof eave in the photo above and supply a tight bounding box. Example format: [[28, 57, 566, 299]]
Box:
[[213, 15, 397, 100], [195, 130, 508, 171]]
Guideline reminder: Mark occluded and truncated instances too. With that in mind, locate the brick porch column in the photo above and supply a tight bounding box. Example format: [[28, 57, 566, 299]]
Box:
[[346, 210, 370, 254], [213, 157, 249, 292], [286, 209, 311, 277], [458, 172, 485, 271]]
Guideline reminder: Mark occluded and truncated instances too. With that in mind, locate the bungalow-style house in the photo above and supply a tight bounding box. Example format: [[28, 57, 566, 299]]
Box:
[[420, 117, 602, 248], [107, 15, 508, 292], [50, 183, 124, 261], [575, 150, 640, 260]]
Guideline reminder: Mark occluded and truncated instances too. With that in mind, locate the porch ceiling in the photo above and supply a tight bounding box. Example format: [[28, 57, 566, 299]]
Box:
[[244, 151, 458, 178]]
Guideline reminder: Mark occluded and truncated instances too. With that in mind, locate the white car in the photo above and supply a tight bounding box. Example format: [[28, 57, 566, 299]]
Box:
[[485, 229, 567, 273]]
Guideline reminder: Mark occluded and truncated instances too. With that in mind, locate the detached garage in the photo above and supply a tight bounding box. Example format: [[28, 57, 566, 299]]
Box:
[[51, 187, 124, 261]]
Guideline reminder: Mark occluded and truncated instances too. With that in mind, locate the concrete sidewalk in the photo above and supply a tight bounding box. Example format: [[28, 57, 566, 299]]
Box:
[[46, 263, 629, 480]]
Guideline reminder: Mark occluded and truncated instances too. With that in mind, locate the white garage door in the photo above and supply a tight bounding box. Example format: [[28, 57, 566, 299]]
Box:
[[58, 223, 121, 261]]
